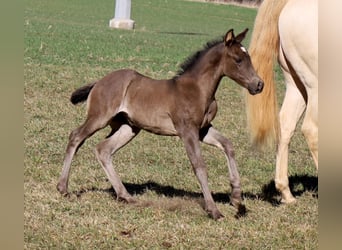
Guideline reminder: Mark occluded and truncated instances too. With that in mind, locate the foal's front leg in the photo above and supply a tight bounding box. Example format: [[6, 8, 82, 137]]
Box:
[[179, 127, 223, 220], [200, 125, 245, 215]]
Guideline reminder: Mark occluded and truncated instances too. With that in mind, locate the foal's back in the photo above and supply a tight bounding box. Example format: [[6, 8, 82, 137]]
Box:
[[88, 69, 178, 135]]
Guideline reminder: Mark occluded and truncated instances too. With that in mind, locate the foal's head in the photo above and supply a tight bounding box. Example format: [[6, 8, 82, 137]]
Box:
[[222, 29, 263, 95]]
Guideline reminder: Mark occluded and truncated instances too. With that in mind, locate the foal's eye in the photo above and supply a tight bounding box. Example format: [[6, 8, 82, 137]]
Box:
[[235, 58, 242, 64]]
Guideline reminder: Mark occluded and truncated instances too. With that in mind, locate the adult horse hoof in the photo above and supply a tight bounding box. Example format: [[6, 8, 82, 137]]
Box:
[[280, 190, 296, 204], [280, 196, 296, 204]]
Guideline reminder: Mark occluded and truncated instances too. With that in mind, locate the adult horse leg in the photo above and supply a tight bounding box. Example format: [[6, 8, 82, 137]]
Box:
[[301, 91, 318, 169], [200, 125, 244, 214], [57, 117, 106, 195], [179, 126, 223, 220], [275, 53, 306, 203], [95, 121, 140, 203]]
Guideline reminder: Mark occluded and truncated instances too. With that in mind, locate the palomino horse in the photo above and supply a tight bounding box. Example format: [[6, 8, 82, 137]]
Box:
[[57, 29, 264, 219], [245, 0, 318, 203]]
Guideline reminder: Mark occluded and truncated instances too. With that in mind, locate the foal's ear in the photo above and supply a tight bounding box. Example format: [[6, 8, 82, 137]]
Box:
[[235, 28, 249, 43], [224, 29, 235, 47]]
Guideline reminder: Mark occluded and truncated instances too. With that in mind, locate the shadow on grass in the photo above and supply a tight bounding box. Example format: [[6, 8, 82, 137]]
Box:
[[258, 174, 318, 206], [74, 174, 317, 208]]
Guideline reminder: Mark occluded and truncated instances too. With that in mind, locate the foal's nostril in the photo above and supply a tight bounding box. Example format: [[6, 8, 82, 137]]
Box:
[[257, 81, 264, 92]]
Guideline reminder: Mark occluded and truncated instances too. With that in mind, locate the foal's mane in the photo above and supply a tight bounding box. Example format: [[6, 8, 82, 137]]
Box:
[[174, 37, 223, 78]]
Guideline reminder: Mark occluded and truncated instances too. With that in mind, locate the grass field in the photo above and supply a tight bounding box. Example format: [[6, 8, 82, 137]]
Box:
[[24, 0, 318, 248]]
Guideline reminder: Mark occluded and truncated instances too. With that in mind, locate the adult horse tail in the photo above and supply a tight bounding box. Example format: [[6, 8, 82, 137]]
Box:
[[245, 0, 288, 149], [70, 82, 96, 105]]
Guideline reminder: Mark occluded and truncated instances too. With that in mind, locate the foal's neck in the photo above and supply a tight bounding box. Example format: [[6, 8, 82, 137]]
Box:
[[178, 45, 224, 98]]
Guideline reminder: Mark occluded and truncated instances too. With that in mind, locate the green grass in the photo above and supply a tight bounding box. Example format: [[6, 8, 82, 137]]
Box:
[[24, 0, 317, 249]]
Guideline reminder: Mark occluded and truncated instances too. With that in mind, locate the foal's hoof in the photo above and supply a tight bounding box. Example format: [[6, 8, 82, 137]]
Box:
[[118, 196, 137, 204], [230, 198, 247, 218], [56, 183, 68, 196], [209, 210, 224, 220]]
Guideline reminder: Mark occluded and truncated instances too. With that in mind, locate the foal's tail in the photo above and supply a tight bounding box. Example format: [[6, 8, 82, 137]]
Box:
[[245, 0, 288, 149], [70, 82, 96, 105]]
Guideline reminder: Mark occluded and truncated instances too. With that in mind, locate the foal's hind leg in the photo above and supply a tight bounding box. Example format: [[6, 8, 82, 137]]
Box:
[[200, 125, 245, 215], [95, 123, 140, 203], [57, 117, 106, 195]]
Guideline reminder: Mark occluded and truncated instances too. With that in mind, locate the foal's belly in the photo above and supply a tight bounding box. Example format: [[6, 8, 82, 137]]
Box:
[[141, 120, 178, 136], [127, 110, 177, 136]]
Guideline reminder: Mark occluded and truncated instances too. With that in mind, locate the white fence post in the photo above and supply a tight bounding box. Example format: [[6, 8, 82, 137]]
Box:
[[109, 0, 135, 30]]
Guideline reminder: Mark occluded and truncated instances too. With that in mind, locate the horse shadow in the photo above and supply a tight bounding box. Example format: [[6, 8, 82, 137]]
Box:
[[74, 174, 317, 208], [257, 174, 318, 205]]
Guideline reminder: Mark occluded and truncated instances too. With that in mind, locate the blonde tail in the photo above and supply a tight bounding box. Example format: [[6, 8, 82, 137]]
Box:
[[245, 0, 288, 149]]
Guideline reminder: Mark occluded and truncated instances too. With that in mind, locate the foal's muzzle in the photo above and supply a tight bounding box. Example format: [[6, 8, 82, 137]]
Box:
[[248, 80, 264, 95]]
